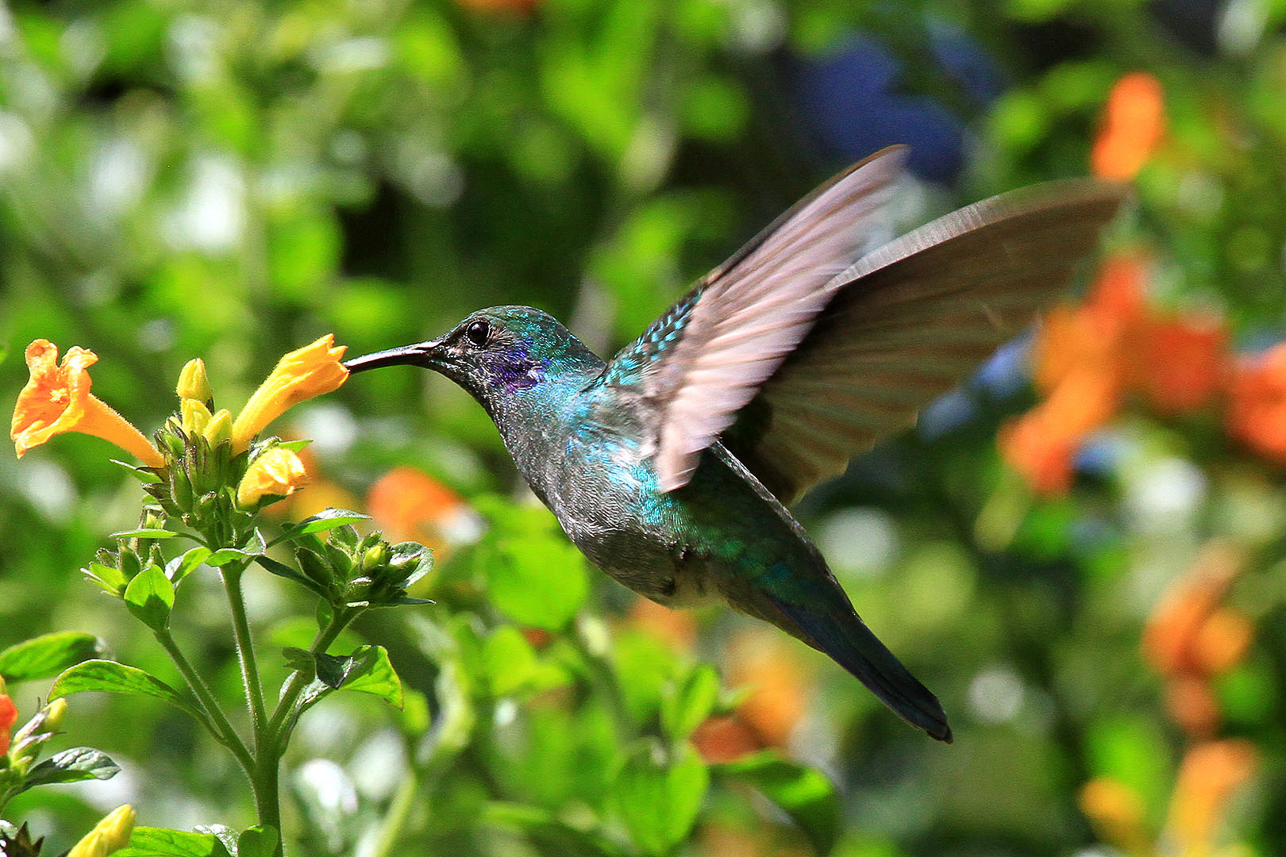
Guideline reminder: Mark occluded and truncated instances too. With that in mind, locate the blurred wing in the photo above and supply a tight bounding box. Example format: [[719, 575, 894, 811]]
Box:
[[601, 147, 909, 490], [722, 179, 1129, 505]]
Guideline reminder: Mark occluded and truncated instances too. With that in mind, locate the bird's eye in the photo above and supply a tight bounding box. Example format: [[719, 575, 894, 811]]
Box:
[[464, 319, 491, 347]]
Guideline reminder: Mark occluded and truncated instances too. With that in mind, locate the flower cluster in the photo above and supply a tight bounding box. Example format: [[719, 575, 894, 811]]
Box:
[[289, 525, 432, 610], [10, 336, 349, 526], [1000, 253, 1227, 493]]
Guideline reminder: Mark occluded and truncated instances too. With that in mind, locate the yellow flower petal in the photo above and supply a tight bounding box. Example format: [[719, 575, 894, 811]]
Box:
[[176, 358, 213, 402], [181, 399, 212, 435], [11, 340, 164, 468], [237, 447, 309, 509], [231, 335, 348, 453], [68, 805, 135, 857]]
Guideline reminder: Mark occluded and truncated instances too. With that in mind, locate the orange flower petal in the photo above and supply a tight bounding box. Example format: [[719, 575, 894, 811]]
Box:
[[0, 694, 17, 757], [1165, 740, 1257, 852], [11, 340, 163, 468], [1093, 72, 1166, 181], [1227, 344, 1286, 461], [1079, 777, 1152, 855], [231, 335, 348, 452]]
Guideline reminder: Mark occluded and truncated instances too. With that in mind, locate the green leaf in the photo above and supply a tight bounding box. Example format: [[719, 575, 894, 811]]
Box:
[[166, 547, 212, 585], [255, 555, 328, 598], [0, 632, 104, 683], [110, 528, 177, 539], [49, 660, 196, 716], [116, 828, 230, 857], [482, 626, 539, 697], [486, 534, 588, 631], [124, 565, 175, 630], [237, 826, 279, 857], [276, 439, 312, 453], [20, 747, 119, 790], [660, 664, 720, 742], [613, 743, 708, 856], [110, 459, 163, 483], [714, 751, 840, 854], [293, 646, 404, 714], [482, 802, 627, 857], [205, 547, 258, 567], [271, 509, 371, 546], [341, 646, 404, 707]]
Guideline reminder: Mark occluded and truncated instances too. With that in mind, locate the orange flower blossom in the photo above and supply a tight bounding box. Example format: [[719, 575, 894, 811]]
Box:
[[1093, 72, 1166, 181], [237, 446, 310, 509], [11, 340, 164, 468], [1227, 342, 1286, 462], [231, 334, 348, 453], [0, 687, 16, 757], [1001, 252, 1232, 494]]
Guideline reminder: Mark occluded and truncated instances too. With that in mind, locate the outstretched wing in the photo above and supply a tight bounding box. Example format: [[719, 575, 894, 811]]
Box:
[[600, 147, 909, 489], [722, 179, 1128, 504]]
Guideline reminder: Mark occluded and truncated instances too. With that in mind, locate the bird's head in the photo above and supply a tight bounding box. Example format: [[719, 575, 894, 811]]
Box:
[[344, 306, 601, 410]]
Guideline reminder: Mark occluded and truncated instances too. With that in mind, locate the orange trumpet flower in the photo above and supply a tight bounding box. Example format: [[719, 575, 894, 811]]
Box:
[[11, 340, 164, 468]]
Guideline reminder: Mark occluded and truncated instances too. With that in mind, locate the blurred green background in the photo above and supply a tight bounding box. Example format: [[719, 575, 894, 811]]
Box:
[[3, 0, 1286, 854]]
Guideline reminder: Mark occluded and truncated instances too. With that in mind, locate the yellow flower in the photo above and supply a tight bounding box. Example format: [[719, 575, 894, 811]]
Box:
[[67, 805, 135, 857], [231, 334, 348, 453], [181, 398, 212, 435], [11, 340, 164, 468], [237, 447, 310, 509], [176, 358, 213, 402], [204, 408, 233, 445]]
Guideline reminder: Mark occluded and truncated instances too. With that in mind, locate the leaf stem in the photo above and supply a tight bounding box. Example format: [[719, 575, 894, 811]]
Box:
[[153, 628, 254, 773], [265, 606, 357, 754]]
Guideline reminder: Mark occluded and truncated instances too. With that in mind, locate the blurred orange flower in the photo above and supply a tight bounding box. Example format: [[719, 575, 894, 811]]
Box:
[[1227, 343, 1286, 461], [1093, 72, 1166, 181], [692, 715, 761, 764], [726, 632, 813, 747], [1004, 253, 1232, 494], [366, 466, 481, 556], [630, 596, 697, 651], [0, 691, 16, 757], [1143, 542, 1252, 737], [1079, 777, 1152, 856], [1164, 740, 1257, 853], [231, 335, 348, 453], [1130, 313, 1228, 415], [11, 340, 164, 468]]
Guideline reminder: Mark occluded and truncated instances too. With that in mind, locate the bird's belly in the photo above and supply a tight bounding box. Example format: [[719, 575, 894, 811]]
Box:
[[548, 454, 718, 608]]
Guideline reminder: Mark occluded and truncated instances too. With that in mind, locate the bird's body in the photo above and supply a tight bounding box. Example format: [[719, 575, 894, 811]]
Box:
[[346, 148, 1127, 742]]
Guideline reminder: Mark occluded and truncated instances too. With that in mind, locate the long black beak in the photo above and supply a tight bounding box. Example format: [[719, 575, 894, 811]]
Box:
[[343, 340, 443, 374]]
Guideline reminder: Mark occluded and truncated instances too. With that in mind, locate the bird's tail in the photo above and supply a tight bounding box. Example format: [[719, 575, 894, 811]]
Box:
[[768, 594, 952, 742]]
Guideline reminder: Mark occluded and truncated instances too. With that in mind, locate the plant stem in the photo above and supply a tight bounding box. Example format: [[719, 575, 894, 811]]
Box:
[[222, 561, 269, 750], [363, 771, 420, 857], [264, 607, 356, 749], [153, 628, 254, 773]]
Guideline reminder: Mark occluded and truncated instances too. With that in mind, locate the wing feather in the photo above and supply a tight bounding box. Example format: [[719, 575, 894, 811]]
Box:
[[724, 180, 1128, 503]]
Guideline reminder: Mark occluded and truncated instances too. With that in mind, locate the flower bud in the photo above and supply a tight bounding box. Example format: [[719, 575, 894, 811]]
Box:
[[176, 358, 213, 402], [68, 805, 135, 857], [203, 408, 233, 446], [41, 698, 67, 734], [361, 542, 389, 574], [180, 399, 212, 436], [236, 447, 309, 509]]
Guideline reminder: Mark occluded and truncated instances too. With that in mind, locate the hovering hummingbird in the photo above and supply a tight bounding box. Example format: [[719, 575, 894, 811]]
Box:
[[345, 147, 1126, 741]]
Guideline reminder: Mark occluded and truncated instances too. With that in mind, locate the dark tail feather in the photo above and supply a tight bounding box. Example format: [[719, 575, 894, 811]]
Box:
[[769, 595, 952, 742]]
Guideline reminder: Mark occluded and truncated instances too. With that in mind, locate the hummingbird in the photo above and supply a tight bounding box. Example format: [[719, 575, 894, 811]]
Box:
[[344, 147, 1126, 742]]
